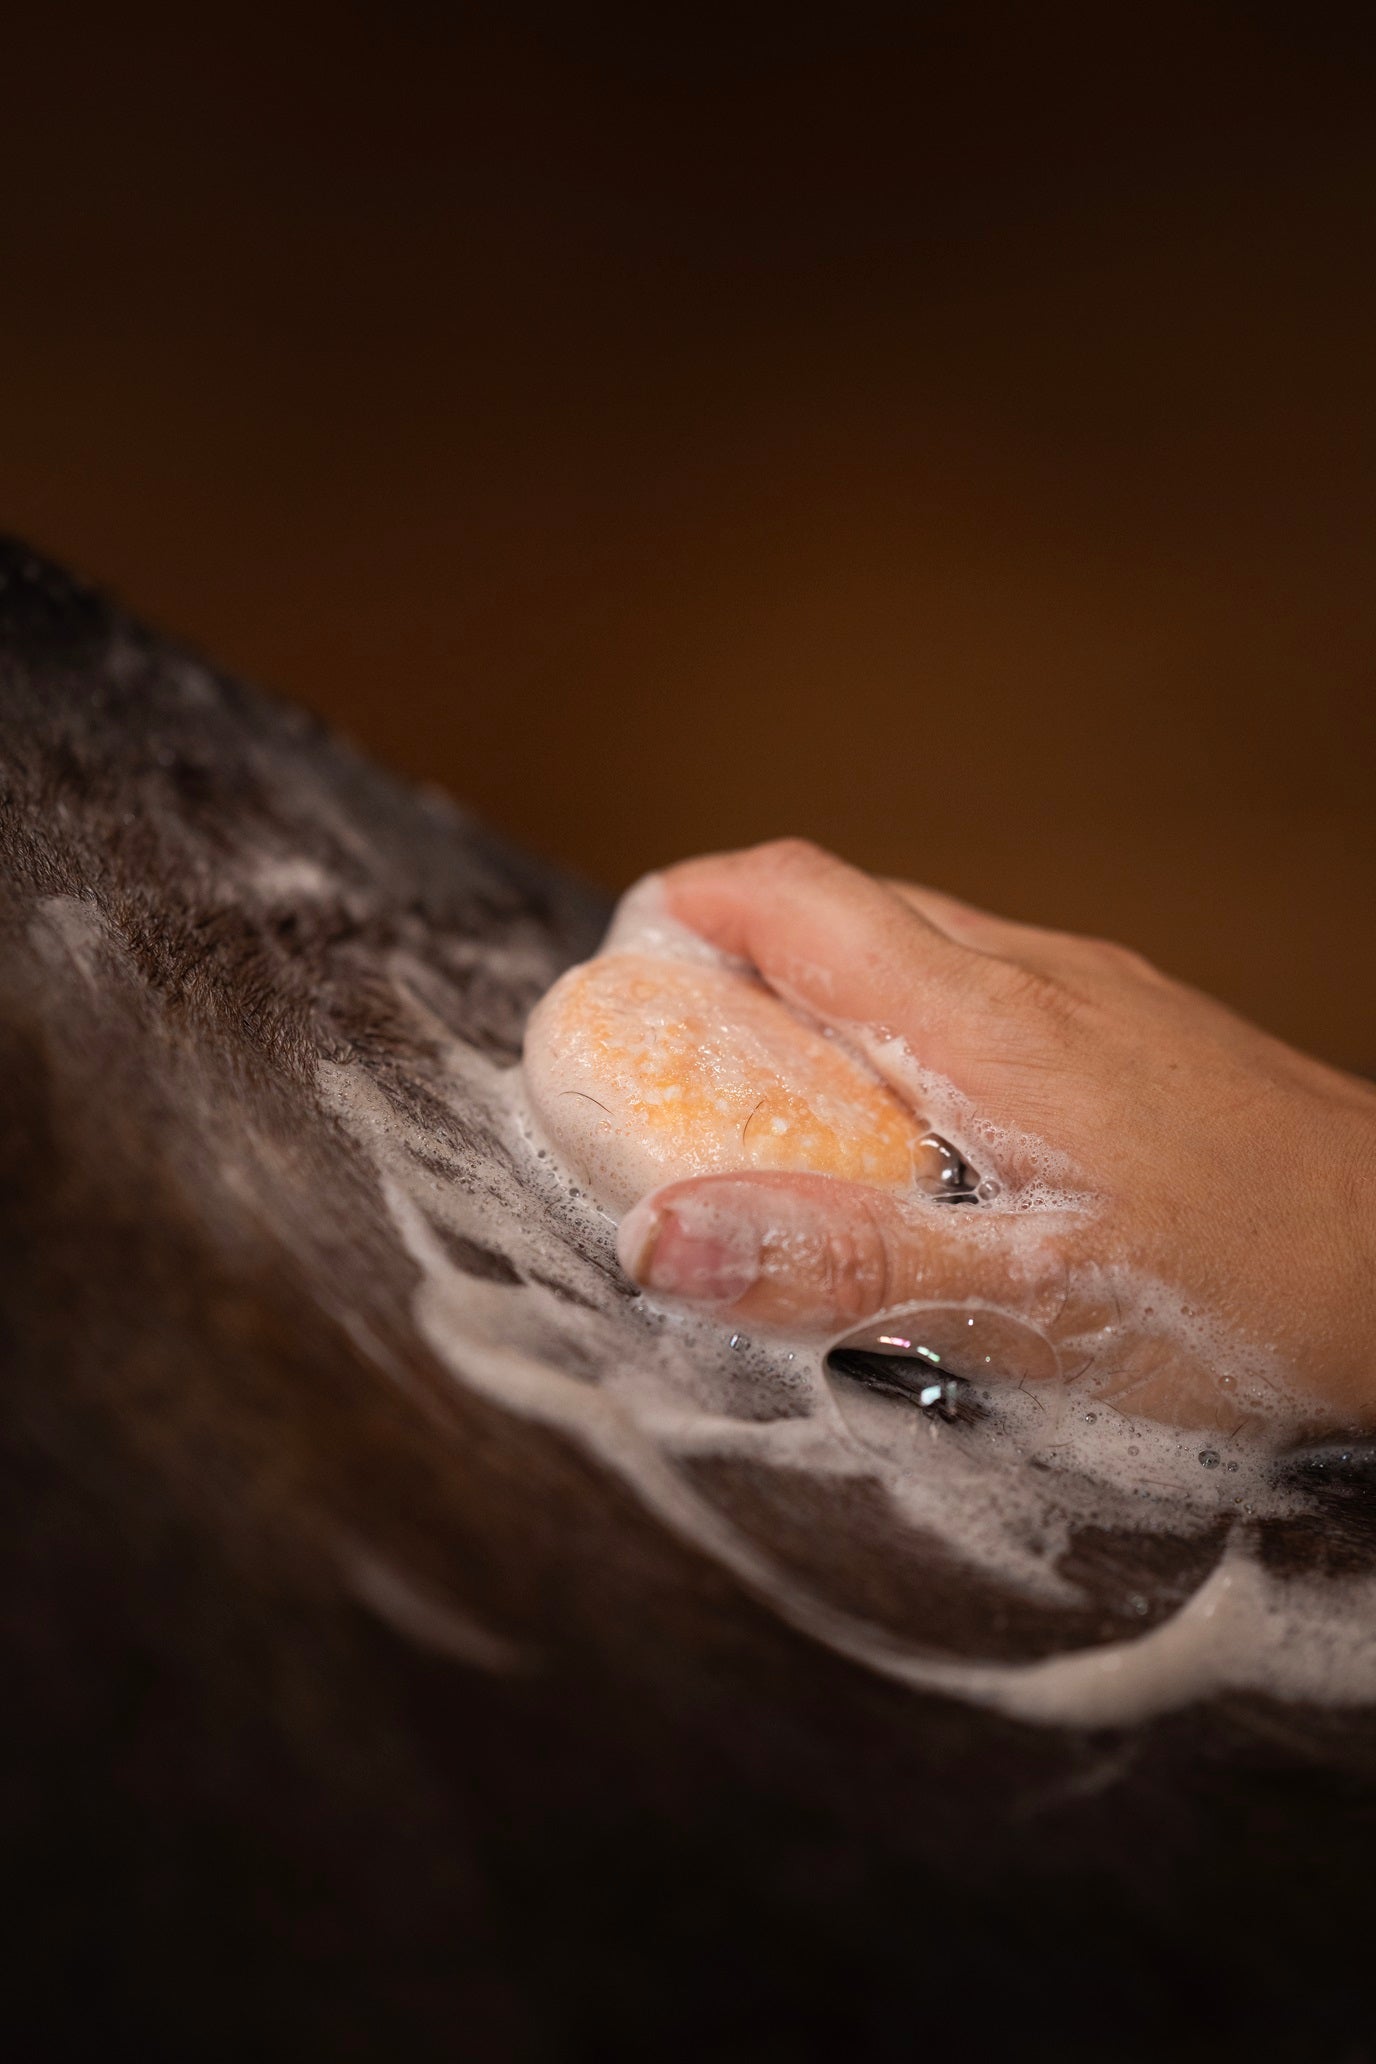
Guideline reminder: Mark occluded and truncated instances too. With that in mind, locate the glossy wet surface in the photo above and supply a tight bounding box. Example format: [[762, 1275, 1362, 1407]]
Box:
[[3, 542, 1374, 2060]]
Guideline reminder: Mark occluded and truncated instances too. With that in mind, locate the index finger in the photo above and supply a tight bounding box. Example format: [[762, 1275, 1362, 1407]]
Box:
[[661, 839, 1010, 1077]]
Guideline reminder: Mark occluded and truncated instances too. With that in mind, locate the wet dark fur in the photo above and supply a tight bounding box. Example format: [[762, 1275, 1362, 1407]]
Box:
[[1, 540, 1373, 2062]]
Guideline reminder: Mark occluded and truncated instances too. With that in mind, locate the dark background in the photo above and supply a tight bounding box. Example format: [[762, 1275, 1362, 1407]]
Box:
[[3, 2, 1372, 1070]]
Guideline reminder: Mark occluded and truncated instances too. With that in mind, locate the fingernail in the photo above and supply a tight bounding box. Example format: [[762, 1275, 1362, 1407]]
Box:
[[616, 1194, 762, 1307]]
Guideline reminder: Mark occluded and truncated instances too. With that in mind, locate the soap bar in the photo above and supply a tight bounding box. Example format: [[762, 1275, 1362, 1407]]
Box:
[[523, 926, 943, 1216]]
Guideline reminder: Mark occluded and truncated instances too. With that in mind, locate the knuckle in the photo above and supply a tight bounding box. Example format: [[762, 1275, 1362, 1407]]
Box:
[[1087, 936, 1157, 979], [752, 835, 829, 875], [823, 1195, 897, 1324], [995, 959, 1082, 1030]]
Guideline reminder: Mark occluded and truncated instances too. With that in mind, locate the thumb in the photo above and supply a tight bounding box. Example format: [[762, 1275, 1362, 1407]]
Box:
[[616, 1171, 1073, 1343]]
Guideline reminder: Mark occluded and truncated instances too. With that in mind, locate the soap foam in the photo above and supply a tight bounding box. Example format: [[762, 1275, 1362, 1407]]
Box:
[[313, 922, 1376, 1730]]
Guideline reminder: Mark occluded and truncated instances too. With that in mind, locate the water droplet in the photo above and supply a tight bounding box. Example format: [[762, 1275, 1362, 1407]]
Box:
[[1129, 1594, 1149, 1616], [1198, 1449, 1220, 1469], [729, 1332, 746, 1351], [1083, 1411, 1097, 1423]]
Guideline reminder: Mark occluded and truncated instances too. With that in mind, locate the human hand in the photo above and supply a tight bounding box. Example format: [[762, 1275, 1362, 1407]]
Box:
[[615, 840, 1376, 1432]]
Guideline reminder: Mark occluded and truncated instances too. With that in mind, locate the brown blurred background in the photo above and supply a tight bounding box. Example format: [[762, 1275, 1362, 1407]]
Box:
[[3, 3, 1372, 1069]]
